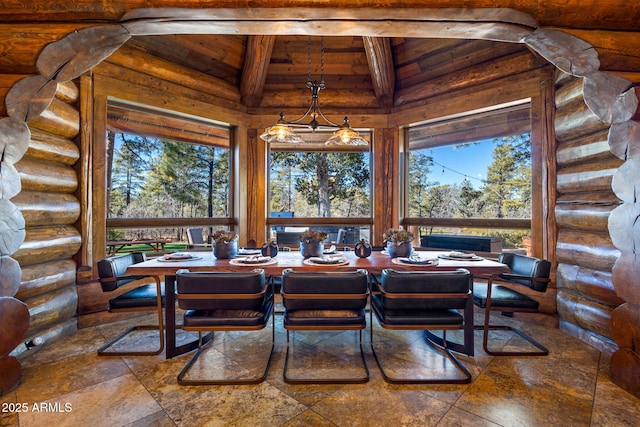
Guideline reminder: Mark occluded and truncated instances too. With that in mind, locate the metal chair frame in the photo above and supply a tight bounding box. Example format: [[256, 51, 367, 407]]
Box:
[[176, 270, 275, 385], [475, 272, 551, 356], [281, 269, 370, 384], [370, 268, 473, 384], [97, 252, 164, 357]]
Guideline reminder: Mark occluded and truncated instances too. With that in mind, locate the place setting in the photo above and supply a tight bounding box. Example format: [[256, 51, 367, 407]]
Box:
[[229, 255, 277, 266], [157, 252, 202, 262], [437, 251, 484, 261]]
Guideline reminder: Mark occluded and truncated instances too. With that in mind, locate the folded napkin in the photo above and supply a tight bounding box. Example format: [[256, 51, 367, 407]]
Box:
[[398, 256, 436, 265], [446, 251, 477, 259], [323, 245, 337, 254], [238, 248, 262, 255], [163, 252, 193, 260], [239, 256, 271, 264], [309, 256, 345, 264]]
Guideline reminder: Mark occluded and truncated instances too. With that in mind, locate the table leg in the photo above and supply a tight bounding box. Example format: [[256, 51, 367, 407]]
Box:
[[164, 274, 212, 359], [164, 275, 178, 358]]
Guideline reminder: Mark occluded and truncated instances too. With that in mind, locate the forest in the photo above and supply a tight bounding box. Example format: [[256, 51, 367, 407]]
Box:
[[106, 131, 531, 247]]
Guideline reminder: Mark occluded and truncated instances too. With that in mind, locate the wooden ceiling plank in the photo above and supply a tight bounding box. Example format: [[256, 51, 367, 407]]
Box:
[[363, 37, 395, 109]]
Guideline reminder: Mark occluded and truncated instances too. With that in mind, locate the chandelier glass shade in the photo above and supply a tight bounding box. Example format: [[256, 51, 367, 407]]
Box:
[[259, 38, 368, 146]]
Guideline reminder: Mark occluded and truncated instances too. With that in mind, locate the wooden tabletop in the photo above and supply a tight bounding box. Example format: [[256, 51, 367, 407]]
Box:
[[126, 250, 509, 277]]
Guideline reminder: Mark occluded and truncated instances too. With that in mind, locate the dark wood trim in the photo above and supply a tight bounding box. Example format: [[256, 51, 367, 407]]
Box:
[[106, 218, 236, 229], [403, 217, 531, 229], [267, 217, 373, 227]]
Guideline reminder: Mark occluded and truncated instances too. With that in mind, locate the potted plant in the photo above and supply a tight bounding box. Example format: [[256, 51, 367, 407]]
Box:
[[212, 229, 238, 259], [299, 229, 327, 259], [383, 228, 414, 258]]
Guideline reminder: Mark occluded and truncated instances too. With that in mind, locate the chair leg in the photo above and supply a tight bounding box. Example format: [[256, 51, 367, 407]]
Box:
[[475, 309, 549, 356], [98, 308, 165, 356], [370, 322, 472, 384], [177, 324, 275, 386], [283, 329, 369, 384]]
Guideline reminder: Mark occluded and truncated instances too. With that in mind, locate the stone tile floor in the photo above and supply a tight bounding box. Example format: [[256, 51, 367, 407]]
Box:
[[2, 308, 639, 427]]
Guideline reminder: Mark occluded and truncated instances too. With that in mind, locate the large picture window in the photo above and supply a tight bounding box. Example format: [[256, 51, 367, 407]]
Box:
[[268, 131, 372, 244], [405, 103, 532, 251], [105, 102, 232, 242]]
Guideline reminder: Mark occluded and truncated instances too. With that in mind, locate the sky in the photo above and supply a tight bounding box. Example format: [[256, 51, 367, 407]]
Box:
[[418, 139, 496, 188]]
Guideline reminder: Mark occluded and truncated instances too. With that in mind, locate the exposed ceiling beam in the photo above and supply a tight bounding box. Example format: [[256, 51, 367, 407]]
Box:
[[240, 35, 275, 107], [363, 36, 396, 109]]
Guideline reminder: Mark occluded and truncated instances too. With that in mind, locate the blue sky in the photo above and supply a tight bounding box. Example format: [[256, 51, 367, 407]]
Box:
[[418, 139, 496, 188]]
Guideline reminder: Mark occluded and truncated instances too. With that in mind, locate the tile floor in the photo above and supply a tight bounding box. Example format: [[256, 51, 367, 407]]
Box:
[[2, 308, 640, 427]]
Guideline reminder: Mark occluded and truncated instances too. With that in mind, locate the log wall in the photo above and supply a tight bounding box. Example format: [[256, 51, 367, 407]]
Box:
[[0, 4, 639, 398], [6, 82, 82, 359], [554, 71, 623, 353]]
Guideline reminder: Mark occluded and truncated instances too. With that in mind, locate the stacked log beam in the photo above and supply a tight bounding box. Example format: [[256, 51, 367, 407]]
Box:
[[1, 78, 82, 375], [14, 82, 81, 361], [554, 71, 623, 352]]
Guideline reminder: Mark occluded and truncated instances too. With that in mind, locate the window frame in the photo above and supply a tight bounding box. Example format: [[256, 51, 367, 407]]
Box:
[[266, 130, 374, 243], [402, 100, 538, 249]]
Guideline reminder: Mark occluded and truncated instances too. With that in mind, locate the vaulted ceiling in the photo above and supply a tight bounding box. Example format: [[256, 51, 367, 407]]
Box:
[[125, 34, 535, 113]]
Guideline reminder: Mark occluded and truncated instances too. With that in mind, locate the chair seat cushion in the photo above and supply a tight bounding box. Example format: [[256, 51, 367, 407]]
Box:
[[183, 298, 273, 328], [371, 295, 463, 326], [109, 283, 164, 310], [284, 309, 366, 327], [473, 282, 539, 310]]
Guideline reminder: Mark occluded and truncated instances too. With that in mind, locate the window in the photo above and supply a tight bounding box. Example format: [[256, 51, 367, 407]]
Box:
[[405, 103, 532, 251], [105, 102, 232, 243], [268, 130, 372, 244]]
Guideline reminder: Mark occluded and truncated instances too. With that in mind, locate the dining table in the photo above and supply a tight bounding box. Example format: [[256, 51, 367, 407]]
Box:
[[126, 249, 509, 359]]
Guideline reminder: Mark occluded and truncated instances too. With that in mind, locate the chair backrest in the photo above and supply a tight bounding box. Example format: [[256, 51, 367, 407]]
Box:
[[97, 252, 147, 292], [281, 269, 369, 311], [498, 253, 551, 292], [379, 268, 472, 311], [176, 269, 267, 311], [186, 228, 205, 245], [336, 228, 346, 244]]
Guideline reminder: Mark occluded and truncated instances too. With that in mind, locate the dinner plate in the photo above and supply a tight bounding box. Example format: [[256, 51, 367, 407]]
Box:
[[229, 256, 277, 266], [303, 256, 349, 266]]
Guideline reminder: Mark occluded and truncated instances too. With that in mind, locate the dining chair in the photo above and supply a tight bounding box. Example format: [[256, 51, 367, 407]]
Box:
[[96, 252, 165, 356], [186, 227, 208, 249], [175, 268, 274, 385], [370, 268, 474, 384], [473, 252, 552, 356], [281, 268, 370, 384]]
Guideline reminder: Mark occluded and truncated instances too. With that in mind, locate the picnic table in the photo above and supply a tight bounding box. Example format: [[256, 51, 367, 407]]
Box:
[[106, 239, 168, 255]]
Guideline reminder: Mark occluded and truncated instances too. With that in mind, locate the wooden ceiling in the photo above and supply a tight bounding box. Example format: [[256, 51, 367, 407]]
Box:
[[0, 1, 638, 115], [124, 34, 534, 113]]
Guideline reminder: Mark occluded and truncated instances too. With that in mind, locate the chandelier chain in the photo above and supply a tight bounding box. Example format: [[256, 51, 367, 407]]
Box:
[[307, 36, 312, 84], [306, 37, 326, 88], [321, 37, 325, 85]]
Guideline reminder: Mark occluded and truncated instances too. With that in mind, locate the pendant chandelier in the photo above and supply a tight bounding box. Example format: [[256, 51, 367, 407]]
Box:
[[260, 37, 368, 146]]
